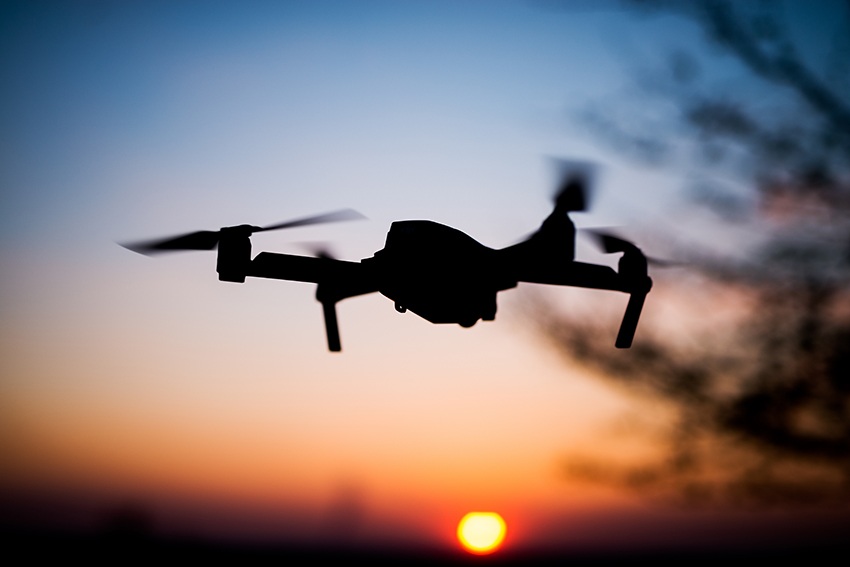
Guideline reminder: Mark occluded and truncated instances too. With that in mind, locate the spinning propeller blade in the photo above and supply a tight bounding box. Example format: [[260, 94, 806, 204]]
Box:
[[293, 241, 338, 260], [256, 208, 366, 232], [554, 175, 588, 212], [120, 230, 222, 254], [120, 209, 365, 256], [551, 157, 597, 213], [587, 230, 639, 254], [586, 229, 680, 267]]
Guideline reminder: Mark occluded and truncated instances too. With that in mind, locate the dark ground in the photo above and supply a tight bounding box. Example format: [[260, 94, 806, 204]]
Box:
[[3, 524, 848, 566]]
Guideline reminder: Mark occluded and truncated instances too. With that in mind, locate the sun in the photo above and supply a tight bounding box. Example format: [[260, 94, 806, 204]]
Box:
[[457, 512, 506, 555]]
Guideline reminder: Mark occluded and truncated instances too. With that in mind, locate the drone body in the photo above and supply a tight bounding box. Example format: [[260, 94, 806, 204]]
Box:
[[123, 174, 653, 352]]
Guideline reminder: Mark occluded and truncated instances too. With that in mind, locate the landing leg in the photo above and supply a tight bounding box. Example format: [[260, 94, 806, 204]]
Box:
[[615, 292, 646, 349], [322, 301, 342, 352]]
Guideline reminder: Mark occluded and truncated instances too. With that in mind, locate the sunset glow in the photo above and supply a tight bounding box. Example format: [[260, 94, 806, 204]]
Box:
[[457, 512, 506, 555]]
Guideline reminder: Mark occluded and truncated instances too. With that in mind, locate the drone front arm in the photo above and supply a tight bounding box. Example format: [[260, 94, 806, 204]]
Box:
[[248, 252, 350, 283], [249, 251, 379, 299], [247, 252, 380, 352]]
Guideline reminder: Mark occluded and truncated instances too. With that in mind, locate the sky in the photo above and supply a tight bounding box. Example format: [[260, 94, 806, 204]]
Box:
[[1, 0, 847, 557]]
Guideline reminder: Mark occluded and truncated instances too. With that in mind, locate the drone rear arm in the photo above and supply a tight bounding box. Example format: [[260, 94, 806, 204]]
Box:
[[515, 261, 626, 291], [516, 260, 651, 349]]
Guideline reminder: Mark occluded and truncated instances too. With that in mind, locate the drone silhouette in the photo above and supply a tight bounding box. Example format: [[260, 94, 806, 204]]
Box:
[[122, 167, 654, 352]]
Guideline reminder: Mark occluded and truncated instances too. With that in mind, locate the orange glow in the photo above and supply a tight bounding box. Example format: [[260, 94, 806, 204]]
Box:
[[457, 512, 506, 555]]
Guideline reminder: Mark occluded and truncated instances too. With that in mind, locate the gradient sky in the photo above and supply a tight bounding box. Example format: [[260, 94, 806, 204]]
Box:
[[1, 0, 845, 555]]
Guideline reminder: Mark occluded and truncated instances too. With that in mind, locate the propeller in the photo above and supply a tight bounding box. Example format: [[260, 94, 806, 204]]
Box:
[[120, 209, 365, 256], [294, 241, 338, 260], [585, 229, 681, 267], [588, 230, 639, 254], [550, 157, 598, 213]]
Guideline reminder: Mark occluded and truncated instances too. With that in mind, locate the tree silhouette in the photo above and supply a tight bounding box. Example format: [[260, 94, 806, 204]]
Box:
[[537, 0, 850, 507]]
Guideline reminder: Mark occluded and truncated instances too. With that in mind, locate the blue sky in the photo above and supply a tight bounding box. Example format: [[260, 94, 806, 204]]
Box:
[[1, 1, 643, 249]]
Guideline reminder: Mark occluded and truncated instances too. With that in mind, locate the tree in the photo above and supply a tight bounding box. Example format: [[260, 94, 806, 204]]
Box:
[[536, 0, 850, 507]]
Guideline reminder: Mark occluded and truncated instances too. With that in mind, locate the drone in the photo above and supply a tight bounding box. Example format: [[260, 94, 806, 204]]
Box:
[[122, 168, 654, 352]]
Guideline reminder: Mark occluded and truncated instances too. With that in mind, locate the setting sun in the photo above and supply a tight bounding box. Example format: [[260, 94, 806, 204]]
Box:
[[457, 512, 506, 555]]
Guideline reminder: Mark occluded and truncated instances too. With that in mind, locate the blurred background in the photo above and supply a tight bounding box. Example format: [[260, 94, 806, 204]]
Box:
[[2, 0, 848, 561]]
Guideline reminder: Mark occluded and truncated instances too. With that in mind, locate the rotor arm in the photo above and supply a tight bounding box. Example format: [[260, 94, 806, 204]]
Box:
[[248, 253, 379, 352], [517, 259, 652, 349], [515, 261, 626, 291], [248, 252, 349, 283]]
